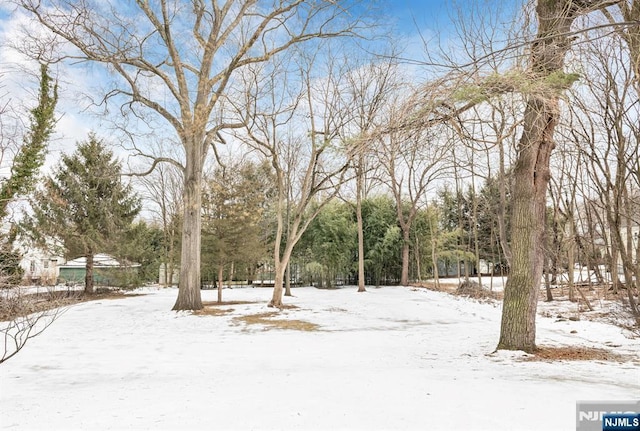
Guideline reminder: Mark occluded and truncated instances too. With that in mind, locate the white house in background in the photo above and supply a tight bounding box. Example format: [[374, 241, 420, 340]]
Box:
[[19, 249, 64, 285], [19, 252, 141, 286]]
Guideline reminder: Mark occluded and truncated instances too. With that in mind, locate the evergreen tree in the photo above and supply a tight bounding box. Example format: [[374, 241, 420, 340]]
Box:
[[476, 175, 513, 271], [23, 134, 140, 294], [362, 196, 402, 285], [201, 160, 273, 302], [116, 221, 164, 287], [297, 200, 357, 288]]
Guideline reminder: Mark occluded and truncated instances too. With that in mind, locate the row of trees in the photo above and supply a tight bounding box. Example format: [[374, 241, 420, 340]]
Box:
[[1, 0, 638, 354]]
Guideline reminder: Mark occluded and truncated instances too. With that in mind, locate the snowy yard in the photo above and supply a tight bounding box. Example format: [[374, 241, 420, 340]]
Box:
[[1, 285, 639, 430]]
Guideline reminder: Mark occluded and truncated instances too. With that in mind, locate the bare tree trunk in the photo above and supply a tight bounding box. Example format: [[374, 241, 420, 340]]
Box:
[[217, 265, 224, 304], [567, 210, 576, 302], [173, 145, 204, 311], [401, 230, 410, 286], [430, 214, 441, 290], [498, 0, 587, 352], [470, 158, 482, 287], [356, 156, 366, 292], [271, 263, 286, 307], [414, 231, 422, 283], [284, 263, 292, 297], [544, 252, 554, 302], [270, 185, 287, 307], [228, 262, 234, 289], [432, 239, 440, 290]]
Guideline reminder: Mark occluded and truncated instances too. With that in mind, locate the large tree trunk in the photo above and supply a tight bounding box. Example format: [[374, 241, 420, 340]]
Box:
[[270, 237, 299, 307], [498, 0, 584, 352], [498, 97, 556, 352], [173, 143, 204, 311], [269, 182, 286, 308], [270, 264, 285, 307]]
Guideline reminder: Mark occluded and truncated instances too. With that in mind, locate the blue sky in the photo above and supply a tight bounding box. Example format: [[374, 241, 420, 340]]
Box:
[[386, 0, 451, 32], [0, 0, 521, 164]]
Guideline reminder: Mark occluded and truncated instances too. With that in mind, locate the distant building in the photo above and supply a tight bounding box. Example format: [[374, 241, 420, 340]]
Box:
[[19, 249, 64, 285], [58, 254, 140, 286]]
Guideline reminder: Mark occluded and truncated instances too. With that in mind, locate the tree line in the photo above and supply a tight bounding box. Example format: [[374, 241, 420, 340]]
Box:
[[0, 0, 638, 354]]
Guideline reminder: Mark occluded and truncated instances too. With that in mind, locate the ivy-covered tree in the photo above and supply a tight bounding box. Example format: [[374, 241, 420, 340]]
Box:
[[23, 134, 141, 294], [0, 63, 58, 222], [0, 63, 57, 288]]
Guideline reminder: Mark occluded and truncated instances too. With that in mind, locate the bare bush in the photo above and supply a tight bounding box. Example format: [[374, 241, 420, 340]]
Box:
[[456, 280, 500, 301], [606, 300, 640, 338], [1, 287, 70, 364]]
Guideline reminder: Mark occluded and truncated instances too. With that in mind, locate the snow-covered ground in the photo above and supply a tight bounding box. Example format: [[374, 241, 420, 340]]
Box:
[[1, 285, 638, 430]]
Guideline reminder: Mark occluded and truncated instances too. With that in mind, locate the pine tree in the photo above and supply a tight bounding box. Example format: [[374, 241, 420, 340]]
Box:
[[201, 160, 272, 302], [23, 134, 140, 294]]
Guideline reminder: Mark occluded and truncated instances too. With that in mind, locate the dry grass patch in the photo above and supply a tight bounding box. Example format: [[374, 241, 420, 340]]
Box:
[[193, 307, 234, 317], [202, 300, 258, 307], [195, 300, 261, 317], [233, 311, 320, 331], [525, 346, 632, 362], [411, 281, 458, 293]]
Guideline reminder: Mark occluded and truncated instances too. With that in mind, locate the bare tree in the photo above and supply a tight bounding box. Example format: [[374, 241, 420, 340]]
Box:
[[343, 56, 399, 292], [139, 161, 183, 287], [18, 0, 369, 311], [0, 74, 24, 178], [1, 288, 67, 364], [377, 95, 453, 287], [600, 0, 640, 96], [233, 47, 353, 307], [497, 0, 621, 352], [562, 23, 640, 319]]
